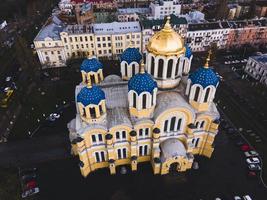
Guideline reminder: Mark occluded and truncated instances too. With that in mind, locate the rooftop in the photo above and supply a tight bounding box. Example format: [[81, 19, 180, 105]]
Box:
[[142, 15, 187, 29], [251, 54, 267, 68], [188, 22, 229, 31], [34, 15, 65, 41], [93, 21, 141, 35], [118, 8, 150, 15], [63, 24, 94, 34]]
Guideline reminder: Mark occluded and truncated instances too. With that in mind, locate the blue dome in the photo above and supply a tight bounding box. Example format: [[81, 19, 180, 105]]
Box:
[[189, 67, 219, 88], [128, 72, 157, 94], [80, 58, 103, 73], [185, 44, 192, 58], [77, 86, 105, 106], [121, 47, 142, 64]]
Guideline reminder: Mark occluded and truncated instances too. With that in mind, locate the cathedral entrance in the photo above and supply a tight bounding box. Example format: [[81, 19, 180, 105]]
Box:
[[169, 162, 180, 174]]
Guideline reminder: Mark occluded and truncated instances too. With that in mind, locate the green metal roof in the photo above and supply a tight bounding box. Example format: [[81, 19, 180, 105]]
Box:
[[141, 14, 187, 29]]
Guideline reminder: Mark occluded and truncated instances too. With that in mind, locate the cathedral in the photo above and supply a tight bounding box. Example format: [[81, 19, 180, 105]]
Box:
[[68, 17, 220, 177]]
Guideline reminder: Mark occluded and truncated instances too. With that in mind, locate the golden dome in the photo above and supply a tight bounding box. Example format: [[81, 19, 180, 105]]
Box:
[[146, 16, 185, 56]]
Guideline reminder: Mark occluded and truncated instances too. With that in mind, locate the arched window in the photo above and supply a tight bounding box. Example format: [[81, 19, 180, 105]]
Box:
[[151, 56, 155, 75], [200, 121, 205, 128], [175, 58, 180, 76], [125, 63, 128, 76], [170, 116, 176, 131], [194, 87, 200, 101], [158, 59, 164, 78], [83, 107, 86, 117], [204, 88, 211, 102], [196, 121, 199, 128], [164, 120, 168, 132], [90, 74, 95, 84], [151, 92, 154, 106], [132, 64, 135, 76], [143, 53, 146, 64], [176, 118, 182, 130], [133, 92, 137, 108], [142, 93, 147, 109], [182, 60, 186, 74], [167, 59, 173, 78], [89, 107, 96, 118], [99, 104, 103, 115], [98, 73, 102, 83]]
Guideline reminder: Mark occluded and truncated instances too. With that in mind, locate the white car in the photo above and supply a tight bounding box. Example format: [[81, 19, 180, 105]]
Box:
[[51, 113, 60, 119], [246, 157, 260, 164], [5, 76, 11, 82], [234, 196, 241, 200], [21, 187, 39, 198], [243, 195, 252, 200], [244, 150, 258, 157]]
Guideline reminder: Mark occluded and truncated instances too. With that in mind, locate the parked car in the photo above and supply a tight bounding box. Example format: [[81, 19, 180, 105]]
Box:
[[247, 171, 257, 179], [244, 150, 258, 157], [246, 157, 260, 164], [248, 163, 261, 171], [234, 196, 242, 200], [21, 187, 39, 198], [241, 144, 253, 152], [48, 113, 61, 122], [243, 195, 253, 200]]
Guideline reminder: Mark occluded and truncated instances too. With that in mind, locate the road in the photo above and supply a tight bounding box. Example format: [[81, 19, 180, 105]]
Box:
[[0, 134, 70, 168]]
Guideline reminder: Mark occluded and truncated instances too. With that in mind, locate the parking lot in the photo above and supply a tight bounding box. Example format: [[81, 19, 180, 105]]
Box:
[[32, 116, 267, 200]]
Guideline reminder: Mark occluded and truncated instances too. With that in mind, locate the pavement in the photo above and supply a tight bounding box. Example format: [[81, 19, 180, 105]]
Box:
[[33, 125, 267, 200]]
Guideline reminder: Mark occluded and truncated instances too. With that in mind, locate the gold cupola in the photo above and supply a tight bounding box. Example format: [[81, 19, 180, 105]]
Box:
[[146, 16, 185, 56]]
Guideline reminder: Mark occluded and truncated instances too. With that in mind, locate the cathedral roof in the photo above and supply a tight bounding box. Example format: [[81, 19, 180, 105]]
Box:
[[189, 66, 219, 88], [128, 72, 157, 94], [185, 44, 192, 58], [77, 86, 105, 106], [120, 47, 142, 64], [80, 57, 103, 73]]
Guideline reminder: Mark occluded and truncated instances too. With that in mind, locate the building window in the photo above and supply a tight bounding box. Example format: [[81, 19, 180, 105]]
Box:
[[194, 87, 200, 101], [115, 130, 127, 141], [133, 92, 137, 108], [204, 88, 210, 102], [80, 37, 83, 42], [142, 93, 147, 109], [97, 37, 100, 42], [139, 145, 149, 156], [91, 134, 103, 144], [158, 59, 164, 78], [95, 151, 106, 162], [64, 38, 67, 43], [70, 37, 73, 42], [117, 148, 127, 159], [75, 37, 78, 42], [167, 59, 173, 78], [138, 128, 149, 138]]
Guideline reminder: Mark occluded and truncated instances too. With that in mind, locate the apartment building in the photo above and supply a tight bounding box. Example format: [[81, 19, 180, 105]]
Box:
[[150, 0, 181, 20], [227, 19, 267, 49], [34, 17, 142, 68], [186, 22, 231, 52], [117, 8, 150, 22], [245, 54, 267, 86]]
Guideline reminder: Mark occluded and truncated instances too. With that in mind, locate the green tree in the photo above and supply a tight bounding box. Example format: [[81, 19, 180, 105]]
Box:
[[215, 0, 229, 20]]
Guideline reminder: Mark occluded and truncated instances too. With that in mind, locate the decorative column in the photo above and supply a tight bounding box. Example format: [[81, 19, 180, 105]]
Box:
[[186, 123, 196, 154], [105, 133, 116, 174], [152, 128, 160, 158], [129, 130, 137, 171]]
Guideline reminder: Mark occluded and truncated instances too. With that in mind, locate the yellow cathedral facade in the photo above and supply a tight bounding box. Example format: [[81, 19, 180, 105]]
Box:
[[68, 17, 220, 177]]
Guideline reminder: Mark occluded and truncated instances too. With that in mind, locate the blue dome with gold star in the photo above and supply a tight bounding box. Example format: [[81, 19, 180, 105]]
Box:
[[185, 44, 192, 58], [77, 86, 105, 106], [80, 58, 103, 73], [189, 67, 219, 88], [128, 72, 157, 94], [121, 47, 142, 64]]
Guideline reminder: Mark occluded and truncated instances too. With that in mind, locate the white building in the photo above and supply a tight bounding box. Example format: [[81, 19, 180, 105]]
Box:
[[117, 8, 150, 22], [58, 0, 74, 14], [186, 22, 230, 52], [245, 55, 267, 86], [34, 18, 142, 68], [34, 15, 67, 68], [150, 0, 181, 20]]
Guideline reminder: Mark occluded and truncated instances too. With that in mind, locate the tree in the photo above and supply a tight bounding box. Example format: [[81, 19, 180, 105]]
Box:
[[215, 0, 229, 20]]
